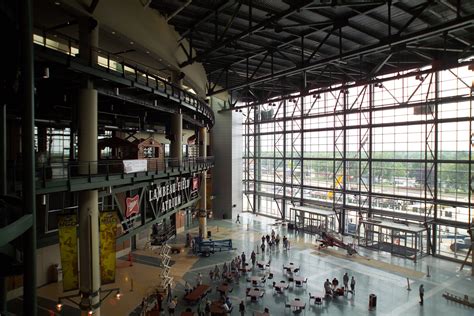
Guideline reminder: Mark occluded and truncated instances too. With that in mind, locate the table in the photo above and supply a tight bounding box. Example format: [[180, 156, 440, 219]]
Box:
[[184, 284, 211, 303], [283, 263, 300, 272], [293, 276, 307, 287], [274, 281, 289, 293], [217, 282, 233, 294], [239, 266, 252, 273], [247, 288, 265, 301], [289, 299, 306, 311], [257, 261, 267, 269], [248, 276, 265, 282], [210, 300, 227, 316], [309, 291, 324, 304]]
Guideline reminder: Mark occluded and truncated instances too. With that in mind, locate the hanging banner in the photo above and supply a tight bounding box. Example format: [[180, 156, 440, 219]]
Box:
[[125, 194, 140, 217], [123, 159, 147, 174], [100, 211, 118, 285], [57, 213, 79, 292]]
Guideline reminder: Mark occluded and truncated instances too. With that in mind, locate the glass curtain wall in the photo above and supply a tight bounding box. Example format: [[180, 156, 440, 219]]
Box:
[[242, 64, 473, 262]]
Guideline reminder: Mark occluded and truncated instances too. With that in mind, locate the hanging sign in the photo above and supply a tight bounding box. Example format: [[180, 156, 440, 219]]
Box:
[[192, 176, 199, 191], [57, 213, 79, 291], [125, 194, 140, 217], [99, 211, 118, 285]]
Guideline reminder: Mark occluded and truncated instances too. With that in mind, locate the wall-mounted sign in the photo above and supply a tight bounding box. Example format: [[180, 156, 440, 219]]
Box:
[[125, 194, 140, 217], [123, 159, 147, 174], [148, 177, 198, 216]]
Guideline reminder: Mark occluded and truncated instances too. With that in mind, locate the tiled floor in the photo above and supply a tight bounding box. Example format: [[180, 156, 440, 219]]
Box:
[[30, 213, 473, 316]]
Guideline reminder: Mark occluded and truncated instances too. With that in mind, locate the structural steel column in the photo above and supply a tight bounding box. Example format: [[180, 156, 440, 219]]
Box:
[[78, 17, 101, 316], [20, 0, 37, 314], [170, 112, 183, 167], [198, 127, 207, 238]]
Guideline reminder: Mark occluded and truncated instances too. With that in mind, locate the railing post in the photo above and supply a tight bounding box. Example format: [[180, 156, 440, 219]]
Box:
[[106, 163, 109, 180], [88, 161, 91, 182], [42, 163, 46, 187], [107, 52, 110, 72]]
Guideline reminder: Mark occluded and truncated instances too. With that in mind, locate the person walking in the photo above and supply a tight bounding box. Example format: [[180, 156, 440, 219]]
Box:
[[343, 272, 349, 292], [350, 276, 356, 294], [236, 214, 241, 223], [419, 284, 424, 305], [167, 283, 172, 302], [251, 250, 256, 266], [239, 300, 245, 316], [241, 252, 246, 267]]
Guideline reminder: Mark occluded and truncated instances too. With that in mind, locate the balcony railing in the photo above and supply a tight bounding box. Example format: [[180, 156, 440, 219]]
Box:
[[33, 28, 215, 127], [8, 157, 214, 191]]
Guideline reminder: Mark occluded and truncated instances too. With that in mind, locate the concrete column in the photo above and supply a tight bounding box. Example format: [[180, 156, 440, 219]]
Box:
[[78, 17, 101, 316], [198, 127, 207, 238], [170, 112, 182, 166]]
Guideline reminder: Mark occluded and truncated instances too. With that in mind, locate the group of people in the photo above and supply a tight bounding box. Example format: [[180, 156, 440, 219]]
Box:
[[323, 272, 356, 297], [208, 253, 247, 283], [260, 229, 290, 252]]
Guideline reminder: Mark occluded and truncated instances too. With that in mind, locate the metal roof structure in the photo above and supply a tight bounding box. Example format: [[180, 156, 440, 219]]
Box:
[[151, 0, 474, 103]]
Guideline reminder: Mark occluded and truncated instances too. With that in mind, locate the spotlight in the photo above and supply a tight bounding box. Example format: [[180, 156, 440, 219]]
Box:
[[55, 300, 62, 311], [115, 291, 122, 300], [115, 87, 120, 95], [43, 67, 50, 79], [88, 310, 93, 315]]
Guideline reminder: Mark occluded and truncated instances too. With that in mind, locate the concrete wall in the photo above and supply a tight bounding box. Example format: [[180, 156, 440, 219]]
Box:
[[210, 98, 242, 220]]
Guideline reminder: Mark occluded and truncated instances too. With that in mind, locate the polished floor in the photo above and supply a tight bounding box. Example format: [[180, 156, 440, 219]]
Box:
[[19, 213, 474, 315]]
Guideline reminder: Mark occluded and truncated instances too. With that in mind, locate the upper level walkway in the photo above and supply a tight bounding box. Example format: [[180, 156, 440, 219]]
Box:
[[9, 157, 214, 194]]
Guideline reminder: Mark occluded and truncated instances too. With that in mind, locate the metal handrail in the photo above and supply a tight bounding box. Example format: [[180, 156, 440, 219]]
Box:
[[8, 157, 214, 187], [33, 27, 215, 126]]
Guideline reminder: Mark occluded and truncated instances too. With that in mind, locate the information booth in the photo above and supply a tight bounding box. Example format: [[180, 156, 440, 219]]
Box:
[[290, 205, 338, 235], [358, 218, 429, 262]]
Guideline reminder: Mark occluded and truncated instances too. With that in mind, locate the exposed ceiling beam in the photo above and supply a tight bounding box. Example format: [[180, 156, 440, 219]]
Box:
[[210, 13, 474, 96], [179, 0, 316, 67]]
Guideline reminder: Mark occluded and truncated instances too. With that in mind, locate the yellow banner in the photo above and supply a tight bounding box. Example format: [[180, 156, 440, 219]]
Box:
[[58, 214, 78, 291], [100, 211, 118, 284]]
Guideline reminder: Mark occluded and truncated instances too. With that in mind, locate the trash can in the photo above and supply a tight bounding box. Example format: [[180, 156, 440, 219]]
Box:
[[48, 264, 62, 283], [369, 294, 377, 309], [207, 230, 212, 238]]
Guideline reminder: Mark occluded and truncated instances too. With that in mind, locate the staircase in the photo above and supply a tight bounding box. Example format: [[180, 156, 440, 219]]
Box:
[[158, 243, 173, 291]]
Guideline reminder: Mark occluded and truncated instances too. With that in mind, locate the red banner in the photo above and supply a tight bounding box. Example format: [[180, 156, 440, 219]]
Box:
[[126, 194, 139, 217], [192, 177, 199, 191]]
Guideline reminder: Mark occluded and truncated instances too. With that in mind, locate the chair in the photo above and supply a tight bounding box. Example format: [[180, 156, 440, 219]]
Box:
[[315, 297, 323, 305], [268, 273, 274, 279], [294, 268, 300, 274], [295, 280, 302, 287]]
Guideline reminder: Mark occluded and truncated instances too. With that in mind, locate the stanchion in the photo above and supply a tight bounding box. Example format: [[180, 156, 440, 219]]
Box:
[[128, 251, 133, 267], [427, 266, 431, 277], [406, 278, 411, 291], [130, 278, 134, 292], [247, 223, 250, 231]]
